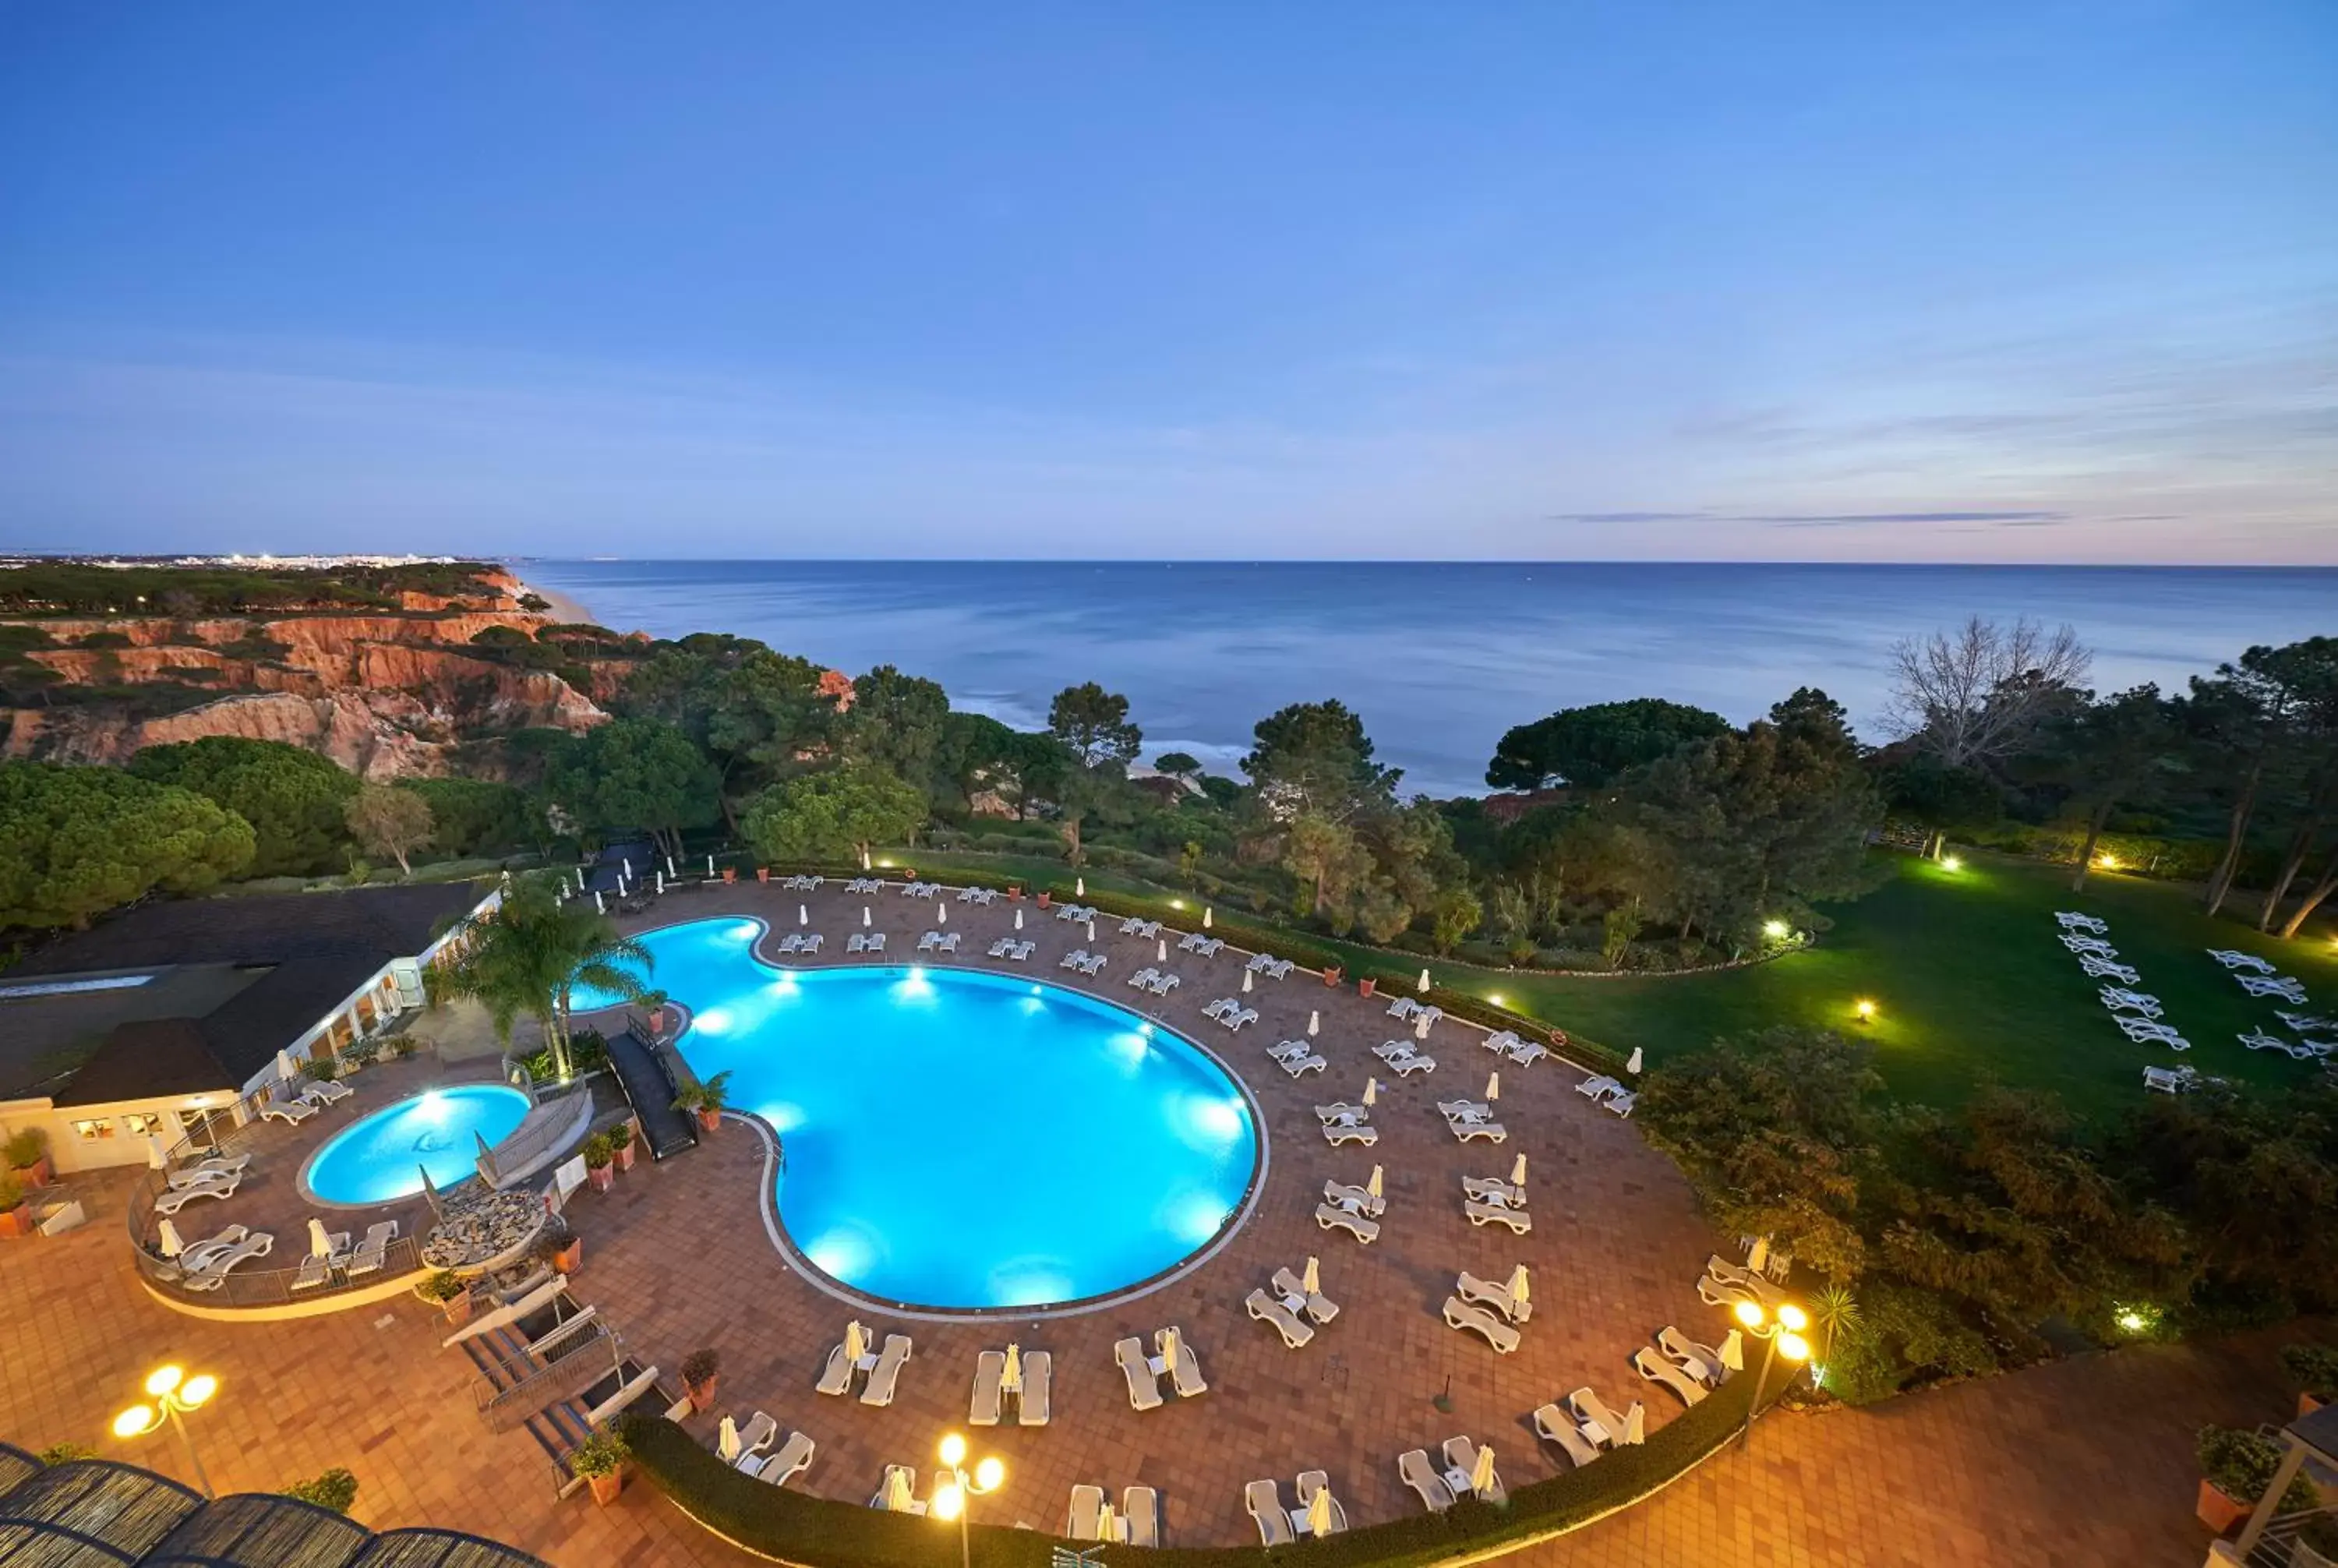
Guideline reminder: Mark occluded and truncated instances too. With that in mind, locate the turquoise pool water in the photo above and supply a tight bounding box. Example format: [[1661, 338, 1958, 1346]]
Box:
[[302, 1084, 532, 1206], [573, 917, 1259, 1310]]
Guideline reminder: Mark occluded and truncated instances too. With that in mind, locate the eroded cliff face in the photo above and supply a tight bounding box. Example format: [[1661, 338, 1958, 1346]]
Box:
[[1, 605, 607, 779]]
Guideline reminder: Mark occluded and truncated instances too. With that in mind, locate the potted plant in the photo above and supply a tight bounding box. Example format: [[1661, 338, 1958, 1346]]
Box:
[[2196, 1425, 2315, 1534], [641, 990, 669, 1035], [1323, 966, 1344, 987], [415, 1270, 472, 1326], [2281, 1344, 2338, 1419], [570, 1428, 627, 1506], [1007, 884, 1022, 900], [283, 1467, 360, 1514], [1358, 976, 1377, 999], [680, 1348, 721, 1414], [672, 1071, 733, 1135], [755, 866, 768, 882], [539, 1215, 581, 1274], [5, 1128, 52, 1189], [1037, 892, 1051, 910], [608, 1120, 637, 1174], [722, 865, 737, 885], [582, 1132, 616, 1192], [0, 1172, 26, 1240]]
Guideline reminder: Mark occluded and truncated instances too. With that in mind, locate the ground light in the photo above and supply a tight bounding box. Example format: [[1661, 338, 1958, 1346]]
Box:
[[111, 1364, 217, 1496], [931, 1432, 1003, 1568], [1732, 1300, 1810, 1450], [1941, 855, 1963, 872], [1763, 920, 1789, 941], [1855, 998, 1877, 1024]]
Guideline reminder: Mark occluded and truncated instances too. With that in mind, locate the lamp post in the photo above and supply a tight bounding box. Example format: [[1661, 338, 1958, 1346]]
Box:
[[931, 1432, 1004, 1568], [1732, 1299, 1810, 1450], [111, 1364, 219, 1496]]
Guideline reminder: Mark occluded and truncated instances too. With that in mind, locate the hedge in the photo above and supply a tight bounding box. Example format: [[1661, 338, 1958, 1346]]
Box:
[[624, 1371, 1778, 1566]]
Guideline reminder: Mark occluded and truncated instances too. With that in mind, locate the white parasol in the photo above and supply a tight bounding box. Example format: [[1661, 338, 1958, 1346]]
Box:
[[1307, 1010, 1319, 1037], [1507, 1264, 1530, 1314], [1510, 1153, 1527, 1188], [655, 870, 665, 895], [1157, 1326, 1181, 1370], [277, 1049, 298, 1082], [1075, 877, 1085, 897], [1306, 1485, 1333, 1536], [1086, 919, 1096, 942], [1418, 967, 1431, 993], [1362, 1077, 1379, 1107], [308, 1217, 334, 1258], [1746, 1236, 1770, 1274], [717, 1415, 742, 1461], [884, 1467, 914, 1512], [1620, 1404, 1646, 1444], [1485, 1070, 1501, 1102], [666, 854, 676, 878], [156, 1218, 185, 1257], [146, 1134, 169, 1171], [1242, 969, 1253, 993], [799, 904, 808, 927], [1001, 1343, 1022, 1393], [1203, 906, 1213, 929], [937, 902, 947, 925], [1301, 1255, 1321, 1297], [1718, 1328, 1745, 1372], [706, 854, 715, 877], [622, 857, 633, 879], [1414, 1014, 1431, 1040], [1366, 1164, 1383, 1199], [594, 889, 606, 914], [1013, 907, 1023, 930], [1097, 1500, 1117, 1542], [843, 1320, 867, 1365], [864, 906, 874, 927], [1627, 1046, 1644, 1075], [1157, 938, 1168, 963], [1469, 1443, 1497, 1498]]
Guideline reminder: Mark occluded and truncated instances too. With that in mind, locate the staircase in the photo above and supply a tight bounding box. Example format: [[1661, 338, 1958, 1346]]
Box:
[[456, 1287, 668, 1496]]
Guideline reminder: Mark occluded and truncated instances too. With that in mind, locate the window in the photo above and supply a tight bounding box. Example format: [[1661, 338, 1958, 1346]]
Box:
[[71, 1119, 115, 1141], [119, 1112, 159, 1139]]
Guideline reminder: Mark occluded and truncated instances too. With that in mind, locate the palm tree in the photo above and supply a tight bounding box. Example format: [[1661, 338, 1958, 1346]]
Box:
[[436, 879, 653, 1082]]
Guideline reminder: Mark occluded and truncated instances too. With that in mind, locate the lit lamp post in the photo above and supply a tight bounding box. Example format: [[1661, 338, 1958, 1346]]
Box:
[[1732, 1300, 1810, 1450], [111, 1364, 219, 1496], [931, 1432, 1004, 1568]]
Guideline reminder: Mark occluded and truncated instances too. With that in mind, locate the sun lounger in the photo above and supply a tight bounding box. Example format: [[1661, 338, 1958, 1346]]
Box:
[[1442, 1296, 1520, 1353], [726, 1411, 779, 1465], [1483, 1029, 1523, 1054], [1658, 1326, 1728, 1384], [1462, 1174, 1523, 1207], [860, 1334, 912, 1407], [1442, 1436, 1505, 1505], [754, 1430, 815, 1488], [1634, 1347, 1708, 1407], [1316, 1204, 1380, 1242], [1465, 1199, 1531, 1233], [1605, 1090, 1637, 1118], [1073, 952, 1105, 973], [1697, 1273, 1765, 1312], [303, 1077, 353, 1105], [1445, 1111, 1507, 1142], [260, 1094, 316, 1126], [1704, 1254, 1785, 1305], [1322, 1179, 1383, 1217], [1323, 1121, 1378, 1146], [1068, 1484, 1108, 1541], [1122, 916, 1153, 934], [153, 1171, 241, 1214], [871, 1464, 925, 1513], [817, 1342, 856, 1397], [2142, 1065, 2197, 1093], [1126, 967, 1160, 988], [992, 938, 1018, 958], [1157, 1327, 1206, 1397], [1386, 1051, 1436, 1076], [2278, 1011, 2336, 1033], [970, 1351, 1005, 1425], [175, 1224, 249, 1272], [1269, 1040, 1313, 1063], [1315, 1101, 1369, 1124], [166, 1155, 252, 1189], [1297, 1471, 1347, 1534], [1372, 1039, 1414, 1061], [1221, 1007, 1259, 1032], [1506, 1039, 1550, 1067], [1146, 973, 1180, 994], [1533, 1404, 1603, 1467], [1574, 1074, 1621, 1100], [1568, 1388, 1646, 1447], [1114, 1337, 1164, 1411], [1397, 1448, 1455, 1512], [346, 1220, 399, 1277], [1272, 1266, 1340, 1323], [1439, 1098, 1492, 1122], [1280, 1052, 1326, 1078], [2210, 948, 2276, 973], [1245, 1480, 1294, 1546], [2238, 1029, 2290, 1053], [1246, 1288, 1316, 1348], [179, 1232, 274, 1291], [1123, 1485, 1159, 1546], [1203, 997, 1236, 1019], [1387, 996, 1420, 1019], [1457, 1270, 1531, 1323], [776, 934, 805, 954], [1019, 1351, 1051, 1426]]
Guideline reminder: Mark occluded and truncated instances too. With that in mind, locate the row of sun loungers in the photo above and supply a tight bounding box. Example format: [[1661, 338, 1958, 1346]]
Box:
[[986, 937, 1037, 961], [2237, 973, 2310, 1004], [2240, 1029, 2333, 1060], [1202, 997, 1259, 1029], [899, 881, 943, 898], [1245, 953, 1295, 979], [969, 1345, 1051, 1425], [1056, 902, 1099, 922], [846, 932, 887, 953], [774, 932, 824, 954], [915, 931, 961, 953], [1068, 1483, 1160, 1545], [2057, 911, 2108, 934], [845, 876, 882, 893], [1247, 1471, 1346, 1544], [174, 1227, 275, 1291], [816, 1323, 913, 1406], [256, 1074, 353, 1127], [1573, 1074, 1638, 1117], [1438, 1099, 1507, 1142], [1124, 968, 1180, 994], [955, 885, 1001, 905], [1114, 1328, 1205, 1410], [779, 874, 823, 890], [293, 1220, 401, 1290], [2209, 948, 2276, 975], [719, 1411, 816, 1487], [153, 1166, 245, 1215], [1178, 931, 1225, 955], [1399, 1436, 1504, 1511], [1119, 915, 1162, 938], [1056, 948, 1107, 973], [1372, 1039, 1436, 1075]]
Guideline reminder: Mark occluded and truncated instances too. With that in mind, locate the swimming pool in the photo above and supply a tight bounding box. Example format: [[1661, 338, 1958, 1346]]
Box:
[[573, 917, 1260, 1311], [301, 1084, 532, 1206]]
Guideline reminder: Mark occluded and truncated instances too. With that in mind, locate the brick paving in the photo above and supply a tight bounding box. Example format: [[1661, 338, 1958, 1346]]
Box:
[[0, 875, 2311, 1565]]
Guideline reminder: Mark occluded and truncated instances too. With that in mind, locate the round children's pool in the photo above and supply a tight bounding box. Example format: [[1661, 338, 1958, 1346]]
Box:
[[572, 917, 1262, 1311], [300, 1084, 532, 1207]]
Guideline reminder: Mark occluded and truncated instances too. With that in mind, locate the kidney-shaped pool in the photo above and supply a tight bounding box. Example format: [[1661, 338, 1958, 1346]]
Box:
[[575, 917, 1261, 1312]]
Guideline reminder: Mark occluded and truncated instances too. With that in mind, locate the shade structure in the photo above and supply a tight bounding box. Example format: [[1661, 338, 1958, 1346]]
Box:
[[1242, 969, 1254, 993], [1485, 1070, 1501, 1101], [1469, 1443, 1497, 1498], [308, 1217, 334, 1258], [1510, 1153, 1527, 1188], [655, 870, 665, 895], [157, 1218, 185, 1257], [1362, 1077, 1379, 1107], [1718, 1328, 1745, 1371], [1158, 1326, 1180, 1367], [1414, 1014, 1431, 1040], [1627, 1046, 1644, 1075], [1075, 877, 1086, 897], [1747, 1236, 1770, 1274], [1086, 919, 1096, 942], [1097, 1501, 1117, 1541], [717, 1415, 741, 1462], [1013, 907, 1023, 930], [1302, 1255, 1321, 1296], [1002, 1343, 1022, 1393], [1507, 1264, 1530, 1312], [1366, 1164, 1383, 1199], [622, 858, 633, 878], [707, 854, 715, 876], [884, 1467, 914, 1511], [799, 904, 808, 927], [1307, 1010, 1320, 1037], [146, 1134, 169, 1171], [277, 1048, 298, 1082], [1620, 1404, 1646, 1443], [1157, 938, 1169, 963], [1306, 1485, 1333, 1537], [843, 1320, 867, 1365], [1418, 968, 1432, 993], [666, 854, 677, 878], [594, 890, 606, 914], [864, 906, 874, 927], [1203, 907, 1213, 929]]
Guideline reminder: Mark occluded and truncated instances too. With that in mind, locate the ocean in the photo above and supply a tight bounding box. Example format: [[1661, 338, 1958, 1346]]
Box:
[[517, 561, 2337, 799]]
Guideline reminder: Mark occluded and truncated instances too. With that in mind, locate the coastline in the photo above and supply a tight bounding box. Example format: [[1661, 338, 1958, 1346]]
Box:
[[509, 570, 598, 629]]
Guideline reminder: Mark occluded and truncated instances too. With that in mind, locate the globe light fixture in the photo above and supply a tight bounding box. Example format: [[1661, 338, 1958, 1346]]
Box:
[[1941, 855, 1963, 872], [931, 1431, 1002, 1568], [1731, 1299, 1813, 1451], [1855, 998, 1877, 1023], [112, 1363, 218, 1496]]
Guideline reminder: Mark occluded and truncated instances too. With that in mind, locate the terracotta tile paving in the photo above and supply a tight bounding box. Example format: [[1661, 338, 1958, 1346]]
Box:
[[0, 878, 2311, 1566]]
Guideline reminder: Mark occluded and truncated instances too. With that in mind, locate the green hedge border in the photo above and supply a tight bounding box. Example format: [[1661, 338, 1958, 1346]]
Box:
[[624, 1371, 1777, 1566]]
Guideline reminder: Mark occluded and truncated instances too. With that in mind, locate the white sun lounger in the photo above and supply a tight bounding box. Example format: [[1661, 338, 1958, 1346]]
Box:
[[1444, 1111, 1507, 1143], [303, 1077, 352, 1106], [1272, 1266, 1340, 1323], [1386, 1051, 1436, 1076], [1658, 1326, 1727, 1385], [1462, 1174, 1522, 1207], [1296, 1471, 1347, 1535], [166, 1154, 252, 1188], [1123, 1485, 1159, 1546], [817, 1341, 856, 1397], [1280, 1053, 1326, 1078], [2277, 1011, 2336, 1033], [1387, 997, 1420, 1019], [1506, 1039, 1550, 1066], [1397, 1449, 1454, 1512], [1605, 1090, 1637, 1118], [1441, 1436, 1504, 1505], [1067, 1484, 1108, 1540], [346, 1220, 399, 1277], [1220, 1008, 1259, 1032], [1574, 1074, 1621, 1100], [1634, 1347, 1708, 1407], [1322, 1179, 1383, 1217], [1203, 997, 1236, 1019], [751, 1430, 815, 1488], [776, 934, 806, 954], [1465, 1199, 1531, 1233], [1323, 1121, 1378, 1146], [1114, 1337, 1164, 1411], [1245, 1480, 1294, 1546], [1126, 967, 1160, 988], [2210, 948, 2276, 974], [1019, 1351, 1051, 1426], [1532, 1404, 1602, 1467], [1456, 1270, 1531, 1323], [1566, 1387, 1645, 1447], [1269, 1040, 1313, 1063], [260, 1095, 316, 1126], [1156, 1327, 1206, 1397], [179, 1232, 274, 1291], [860, 1333, 913, 1407], [1316, 1101, 1369, 1123], [154, 1172, 242, 1214], [970, 1351, 1005, 1425], [1704, 1254, 1785, 1305], [175, 1224, 249, 1272], [1245, 1288, 1316, 1348], [2142, 1065, 2197, 1093], [1316, 1205, 1380, 1242], [1146, 973, 1180, 994], [1372, 1040, 1416, 1061], [1482, 1029, 1523, 1054], [1442, 1296, 1520, 1353], [726, 1411, 779, 1465]]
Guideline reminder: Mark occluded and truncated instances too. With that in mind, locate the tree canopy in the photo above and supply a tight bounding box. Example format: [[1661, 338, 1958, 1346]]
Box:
[[344, 782, 435, 877], [0, 761, 254, 931], [741, 762, 927, 866], [1485, 697, 1732, 791], [1242, 699, 1399, 821], [1048, 683, 1143, 769], [127, 736, 358, 878], [548, 717, 722, 858]]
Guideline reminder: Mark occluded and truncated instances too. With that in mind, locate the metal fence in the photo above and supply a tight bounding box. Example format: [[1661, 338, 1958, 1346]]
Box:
[[130, 1230, 427, 1308]]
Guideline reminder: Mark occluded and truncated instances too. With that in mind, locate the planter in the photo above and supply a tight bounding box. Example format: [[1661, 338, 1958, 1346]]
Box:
[[588, 1164, 614, 1193], [648, 1008, 667, 1034], [0, 1206, 26, 1240], [1358, 977, 1377, 998], [613, 1141, 636, 1174], [2197, 1479, 2252, 1534], [686, 1377, 719, 1415], [1007, 885, 1022, 900], [2302, 1392, 2329, 1420], [1037, 893, 1051, 910], [11, 1157, 52, 1189], [755, 867, 768, 883], [1322, 967, 1343, 987], [722, 867, 737, 885], [588, 1469, 623, 1506], [695, 1108, 722, 1135], [552, 1238, 583, 1273], [438, 1290, 475, 1328]]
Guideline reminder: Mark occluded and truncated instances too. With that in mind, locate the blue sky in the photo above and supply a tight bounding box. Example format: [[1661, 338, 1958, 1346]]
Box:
[[1, 4, 2331, 562]]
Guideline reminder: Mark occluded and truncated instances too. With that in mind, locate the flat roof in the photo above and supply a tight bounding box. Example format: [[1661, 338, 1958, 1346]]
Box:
[[0, 966, 264, 1100]]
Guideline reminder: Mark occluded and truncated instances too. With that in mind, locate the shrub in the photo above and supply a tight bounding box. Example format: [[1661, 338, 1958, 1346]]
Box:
[[341, 1038, 381, 1069], [5, 1127, 48, 1169], [303, 1056, 338, 1083], [35, 1443, 94, 1465], [581, 1132, 614, 1170], [283, 1467, 359, 1513], [415, 1270, 467, 1304], [0, 1172, 23, 1213], [680, 1348, 719, 1388], [2280, 1343, 2338, 1400], [569, 1429, 627, 1480], [2196, 1426, 2315, 1510]]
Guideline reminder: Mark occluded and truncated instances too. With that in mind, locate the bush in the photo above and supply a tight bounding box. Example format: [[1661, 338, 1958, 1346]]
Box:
[[680, 1348, 719, 1388], [0, 1173, 23, 1213], [5, 1127, 48, 1169], [415, 1270, 466, 1304], [2280, 1343, 2338, 1400], [2196, 1426, 2315, 1510], [582, 1132, 614, 1170], [35, 1443, 94, 1465], [303, 1056, 338, 1083], [283, 1467, 359, 1513], [570, 1429, 627, 1480]]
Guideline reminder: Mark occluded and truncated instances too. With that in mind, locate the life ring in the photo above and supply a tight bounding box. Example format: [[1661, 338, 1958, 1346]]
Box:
[[1549, 1028, 1570, 1047]]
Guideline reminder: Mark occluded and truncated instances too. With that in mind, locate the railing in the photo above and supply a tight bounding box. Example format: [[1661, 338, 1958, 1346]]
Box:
[[2237, 1503, 2338, 1567], [475, 1082, 592, 1189], [131, 1232, 426, 1308]]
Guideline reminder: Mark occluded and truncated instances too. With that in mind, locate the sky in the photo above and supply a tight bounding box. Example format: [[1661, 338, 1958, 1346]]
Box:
[[0, 3, 2332, 563]]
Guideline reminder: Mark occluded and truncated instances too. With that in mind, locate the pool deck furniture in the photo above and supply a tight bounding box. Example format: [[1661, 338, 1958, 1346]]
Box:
[[174, 1224, 250, 1272], [846, 876, 881, 892], [1388, 997, 1419, 1019], [346, 1220, 399, 1277], [1574, 1074, 1621, 1100], [179, 1231, 275, 1291], [1531, 1404, 1602, 1468], [260, 1093, 317, 1125], [860, 1333, 912, 1407], [1120, 916, 1160, 937], [1271, 1266, 1340, 1323], [1313, 1101, 1369, 1125], [846, 932, 885, 953], [1278, 1052, 1326, 1078], [1397, 1448, 1455, 1512], [2209, 948, 2275, 973], [1465, 1198, 1531, 1233], [1506, 1038, 1550, 1067], [723, 1411, 779, 1465], [1113, 1337, 1165, 1411], [165, 1154, 253, 1189], [1296, 1470, 1347, 1535], [2143, 1065, 2198, 1093], [1442, 1296, 1520, 1353], [1384, 1049, 1435, 1076], [1218, 1006, 1259, 1032], [1605, 1090, 1638, 1118], [1154, 1327, 1207, 1397], [2277, 1010, 2336, 1033], [2056, 911, 2108, 931], [970, 1351, 1005, 1424], [1442, 1436, 1504, 1505], [1267, 1039, 1312, 1064], [1658, 1326, 1729, 1385], [1323, 1121, 1378, 1146], [1456, 1270, 1531, 1323], [1703, 1255, 1785, 1305], [1125, 966, 1160, 988], [1146, 972, 1181, 994], [748, 1430, 815, 1488], [154, 1171, 242, 1214], [302, 1077, 353, 1106], [1566, 1386, 1646, 1446], [870, 1464, 926, 1513], [1067, 1483, 1108, 1540], [1462, 1174, 1523, 1207], [1441, 1107, 1507, 1143], [1245, 1288, 1315, 1349], [1316, 1205, 1379, 1243], [1123, 1485, 1160, 1547], [1322, 1180, 1383, 1218], [1634, 1346, 1709, 1407], [1245, 1480, 1294, 1545]]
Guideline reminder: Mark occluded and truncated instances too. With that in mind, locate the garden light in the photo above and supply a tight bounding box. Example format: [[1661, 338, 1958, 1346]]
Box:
[[2118, 1310, 2148, 1333], [1942, 856, 1962, 872], [931, 1430, 1001, 1568], [113, 1362, 217, 1496], [1763, 920, 1789, 940], [1855, 998, 1877, 1022], [1731, 1296, 1814, 1450]]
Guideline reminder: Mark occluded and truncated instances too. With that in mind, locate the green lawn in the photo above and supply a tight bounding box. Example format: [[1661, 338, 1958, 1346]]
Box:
[[1421, 851, 2338, 1120], [892, 843, 2337, 1121]]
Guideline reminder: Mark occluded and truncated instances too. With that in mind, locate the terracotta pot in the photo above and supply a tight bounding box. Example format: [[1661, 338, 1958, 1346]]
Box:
[[12, 1156, 52, 1189], [613, 1141, 635, 1173], [1007, 886, 1022, 900], [722, 867, 737, 885], [1358, 977, 1377, 998], [696, 1107, 722, 1134], [1037, 893, 1052, 909], [2302, 1391, 2329, 1420], [0, 1206, 26, 1240], [756, 867, 768, 883], [1323, 967, 1343, 987], [441, 1290, 475, 1327], [553, 1238, 582, 1274], [588, 1164, 613, 1192], [588, 1469, 623, 1506], [687, 1377, 719, 1414], [2196, 1478, 2251, 1534]]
